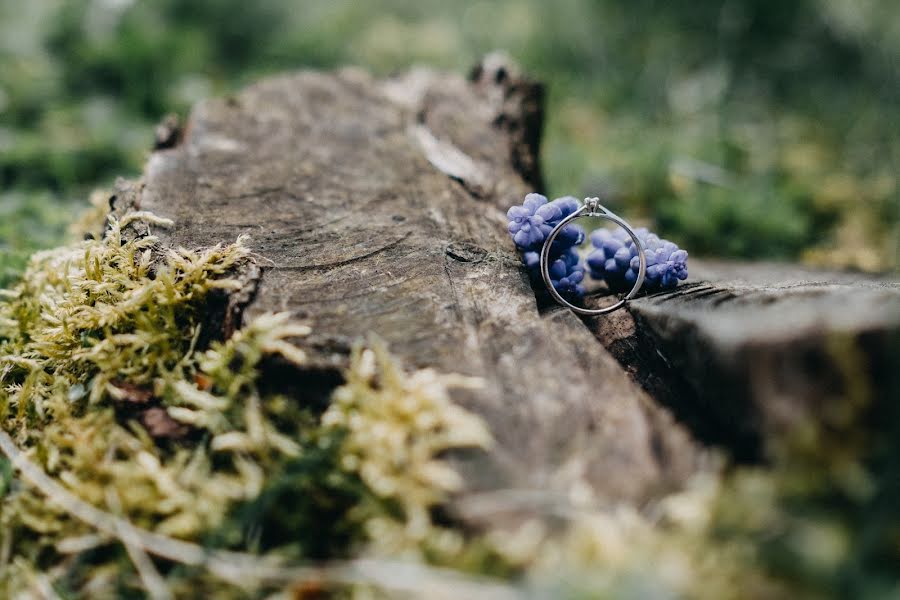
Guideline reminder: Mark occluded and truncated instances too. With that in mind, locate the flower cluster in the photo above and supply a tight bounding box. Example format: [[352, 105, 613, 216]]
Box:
[[508, 194, 688, 299], [587, 227, 688, 292], [507, 193, 586, 299]]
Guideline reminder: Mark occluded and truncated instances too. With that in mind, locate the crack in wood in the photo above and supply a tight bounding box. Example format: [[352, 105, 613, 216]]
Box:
[[269, 233, 411, 271]]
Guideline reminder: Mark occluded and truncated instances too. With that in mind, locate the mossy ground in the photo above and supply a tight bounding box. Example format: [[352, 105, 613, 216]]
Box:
[[1, 205, 897, 598]]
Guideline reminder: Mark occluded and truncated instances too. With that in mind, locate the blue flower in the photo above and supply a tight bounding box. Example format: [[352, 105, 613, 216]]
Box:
[[507, 193, 550, 249], [550, 195, 580, 218], [586, 227, 688, 292], [548, 248, 585, 299], [522, 247, 585, 299], [551, 219, 585, 252], [507, 194, 583, 252], [510, 193, 687, 299], [637, 237, 688, 291]]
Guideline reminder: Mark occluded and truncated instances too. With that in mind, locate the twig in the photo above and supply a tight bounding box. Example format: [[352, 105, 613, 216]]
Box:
[[107, 488, 174, 600]]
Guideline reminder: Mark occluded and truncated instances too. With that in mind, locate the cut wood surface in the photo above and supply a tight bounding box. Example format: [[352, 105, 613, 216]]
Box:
[[119, 56, 702, 525], [587, 261, 900, 460]]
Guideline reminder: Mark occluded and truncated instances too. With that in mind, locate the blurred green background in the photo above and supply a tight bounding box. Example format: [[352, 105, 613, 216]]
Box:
[[2, 0, 898, 287]]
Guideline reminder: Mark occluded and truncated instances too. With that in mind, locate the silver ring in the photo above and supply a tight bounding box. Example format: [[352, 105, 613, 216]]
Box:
[[539, 198, 647, 315]]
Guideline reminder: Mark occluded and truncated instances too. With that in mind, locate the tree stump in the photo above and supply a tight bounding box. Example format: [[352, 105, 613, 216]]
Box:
[[112, 57, 702, 530], [110, 55, 900, 531]]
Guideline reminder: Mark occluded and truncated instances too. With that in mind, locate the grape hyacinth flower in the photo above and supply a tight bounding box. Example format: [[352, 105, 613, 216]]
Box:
[[506, 193, 583, 252], [587, 227, 688, 292], [522, 247, 586, 299], [545, 247, 585, 298], [507, 194, 586, 300]]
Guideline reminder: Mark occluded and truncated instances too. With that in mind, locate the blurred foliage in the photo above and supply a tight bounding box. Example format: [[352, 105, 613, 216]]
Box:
[[1, 0, 898, 278], [707, 331, 900, 599], [0, 192, 74, 287]]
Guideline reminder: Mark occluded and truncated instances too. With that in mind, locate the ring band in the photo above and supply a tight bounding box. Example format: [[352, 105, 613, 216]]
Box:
[[539, 198, 647, 315]]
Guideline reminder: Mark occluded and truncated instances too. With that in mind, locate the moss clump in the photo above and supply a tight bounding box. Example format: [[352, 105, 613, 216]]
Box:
[[0, 212, 297, 594], [322, 345, 491, 558], [215, 344, 495, 566], [0, 209, 498, 597]]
